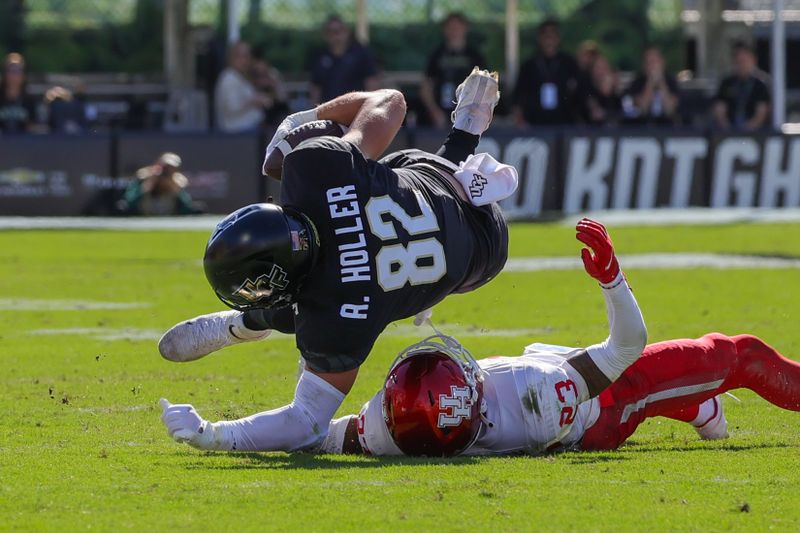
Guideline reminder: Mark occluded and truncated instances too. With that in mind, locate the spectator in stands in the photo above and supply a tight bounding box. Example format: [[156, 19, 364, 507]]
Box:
[[420, 12, 486, 129], [575, 40, 600, 76], [583, 54, 622, 125], [251, 48, 289, 126], [622, 46, 679, 125], [512, 19, 580, 126], [712, 42, 771, 131], [118, 152, 202, 216], [0, 52, 36, 133], [214, 41, 270, 132], [45, 84, 88, 134], [309, 15, 380, 105]]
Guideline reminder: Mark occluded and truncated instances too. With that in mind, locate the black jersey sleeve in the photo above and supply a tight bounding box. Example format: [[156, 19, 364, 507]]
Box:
[[282, 137, 356, 197]]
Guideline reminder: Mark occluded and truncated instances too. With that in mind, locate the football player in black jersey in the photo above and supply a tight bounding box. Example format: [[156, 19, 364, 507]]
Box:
[[158, 68, 512, 453]]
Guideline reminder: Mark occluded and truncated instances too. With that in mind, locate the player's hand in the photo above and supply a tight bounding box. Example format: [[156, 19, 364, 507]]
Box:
[[160, 398, 210, 448], [575, 218, 620, 285], [264, 108, 318, 162]]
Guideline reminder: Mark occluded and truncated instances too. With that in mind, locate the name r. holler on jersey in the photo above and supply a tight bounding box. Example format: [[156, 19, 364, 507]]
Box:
[[326, 185, 373, 320]]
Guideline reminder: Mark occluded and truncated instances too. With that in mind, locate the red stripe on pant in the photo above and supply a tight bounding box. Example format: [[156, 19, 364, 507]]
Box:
[[580, 333, 800, 451]]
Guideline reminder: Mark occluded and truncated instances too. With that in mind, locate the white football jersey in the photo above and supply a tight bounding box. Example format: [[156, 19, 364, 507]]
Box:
[[356, 343, 601, 456]]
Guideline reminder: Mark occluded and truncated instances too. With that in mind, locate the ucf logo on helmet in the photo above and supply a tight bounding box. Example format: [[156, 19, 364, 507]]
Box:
[[438, 386, 473, 427], [234, 264, 289, 302]]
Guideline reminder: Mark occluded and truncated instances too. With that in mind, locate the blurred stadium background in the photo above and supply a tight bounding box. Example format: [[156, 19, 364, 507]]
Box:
[[0, 0, 798, 219]]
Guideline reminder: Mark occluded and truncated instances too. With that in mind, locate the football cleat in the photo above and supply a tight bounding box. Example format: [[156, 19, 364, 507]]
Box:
[[451, 67, 500, 136], [695, 396, 729, 440], [158, 310, 270, 362]]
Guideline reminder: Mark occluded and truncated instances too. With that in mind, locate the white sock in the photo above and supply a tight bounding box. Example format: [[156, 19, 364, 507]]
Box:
[[230, 312, 270, 340], [213, 370, 345, 452], [690, 398, 718, 427]]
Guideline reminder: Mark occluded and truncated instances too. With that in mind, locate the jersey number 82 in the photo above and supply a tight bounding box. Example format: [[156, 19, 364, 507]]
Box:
[[366, 190, 446, 291]]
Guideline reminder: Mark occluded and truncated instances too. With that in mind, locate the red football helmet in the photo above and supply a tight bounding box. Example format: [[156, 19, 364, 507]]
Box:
[[382, 334, 485, 456]]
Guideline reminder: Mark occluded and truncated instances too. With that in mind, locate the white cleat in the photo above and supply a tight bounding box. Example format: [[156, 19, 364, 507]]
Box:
[[451, 67, 500, 136], [158, 310, 270, 362], [695, 396, 729, 440]]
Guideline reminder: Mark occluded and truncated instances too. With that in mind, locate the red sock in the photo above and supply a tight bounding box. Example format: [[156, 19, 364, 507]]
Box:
[[661, 404, 700, 423]]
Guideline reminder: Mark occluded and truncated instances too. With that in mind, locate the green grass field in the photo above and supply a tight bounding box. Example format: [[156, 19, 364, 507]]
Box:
[[2, 222, 800, 531]]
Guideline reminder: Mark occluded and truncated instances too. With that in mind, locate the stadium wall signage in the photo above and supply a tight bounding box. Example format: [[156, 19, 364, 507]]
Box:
[[0, 130, 796, 217]]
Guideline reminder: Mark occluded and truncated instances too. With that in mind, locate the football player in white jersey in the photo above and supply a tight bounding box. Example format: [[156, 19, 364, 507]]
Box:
[[318, 219, 800, 456]]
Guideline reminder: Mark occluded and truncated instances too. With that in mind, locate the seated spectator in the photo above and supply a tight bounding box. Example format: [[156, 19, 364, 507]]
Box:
[[420, 12, 486, 129], [712, 42, 770, 131], [0, 53, 36, 133], [512, 19, 580, 126], [214, 41, 269, 132], [584, 55, 622, 125], [118, 153, 202, 216], [45, 84, 88, 134], [622, 46, 679, 125], [309, 15, 380, 105], [251, 48, 289, 126]]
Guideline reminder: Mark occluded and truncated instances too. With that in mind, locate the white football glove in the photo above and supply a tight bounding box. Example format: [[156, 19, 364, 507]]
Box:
[[159, 398, 229, 450], [263, 108, 318, 170]]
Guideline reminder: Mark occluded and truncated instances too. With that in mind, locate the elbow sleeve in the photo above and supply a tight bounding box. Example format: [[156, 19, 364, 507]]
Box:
[[586, 274, 647, 382], [218, 370, 345, 452]]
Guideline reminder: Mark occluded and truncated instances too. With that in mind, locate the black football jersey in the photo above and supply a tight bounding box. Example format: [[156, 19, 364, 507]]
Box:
[[281, 137, 507, 372]]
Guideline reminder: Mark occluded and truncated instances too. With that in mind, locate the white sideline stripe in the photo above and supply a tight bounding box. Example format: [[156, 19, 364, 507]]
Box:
[[3, 208, 800, 230], [559, 208, 800, 226], [504, 253, 800, 272], [27, 325, 550, 342], [29, 327, 162, 341], [0, 298, 150, 311], [619, 379, 725, 423], [0, 215, 225, 231]]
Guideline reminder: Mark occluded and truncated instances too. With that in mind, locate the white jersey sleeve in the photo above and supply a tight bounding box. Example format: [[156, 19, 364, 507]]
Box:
[[356, 390, 403, 456], [584, 273, 647, 384]]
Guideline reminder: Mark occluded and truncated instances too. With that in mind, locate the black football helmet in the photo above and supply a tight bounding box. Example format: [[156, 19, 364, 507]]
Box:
[[203, 203, 317, 310]]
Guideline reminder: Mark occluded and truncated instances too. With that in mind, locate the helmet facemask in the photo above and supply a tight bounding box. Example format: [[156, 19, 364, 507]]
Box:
[[383, 333, 487, 456]]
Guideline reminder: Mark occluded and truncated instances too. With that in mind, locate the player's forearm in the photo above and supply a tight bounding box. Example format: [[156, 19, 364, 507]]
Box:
[[315, 91, 370, 125], [316, 89, 399, 126], [211, 371, 344, 452], [585, 273, 647, 382], [329, 89, 406, 160]]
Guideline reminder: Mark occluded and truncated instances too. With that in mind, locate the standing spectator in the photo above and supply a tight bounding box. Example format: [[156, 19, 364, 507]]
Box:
[[214, 41, 269, 132], [0, 53, 36, 133], [584, 55, 622, 125], [512, 19, 581, 126], [118, 153, 202, 216], [712, 42, 770, 131], [419, 12, 486, 128], [575, 40, 600, 76], [309, 15, 380, 105], [251, 49, 289, 126], [623, 46, 680, 125]]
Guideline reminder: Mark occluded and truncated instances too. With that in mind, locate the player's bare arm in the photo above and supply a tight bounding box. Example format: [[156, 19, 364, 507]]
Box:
[[262, 89, 406, 179], [320, 89, 406, 160]]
